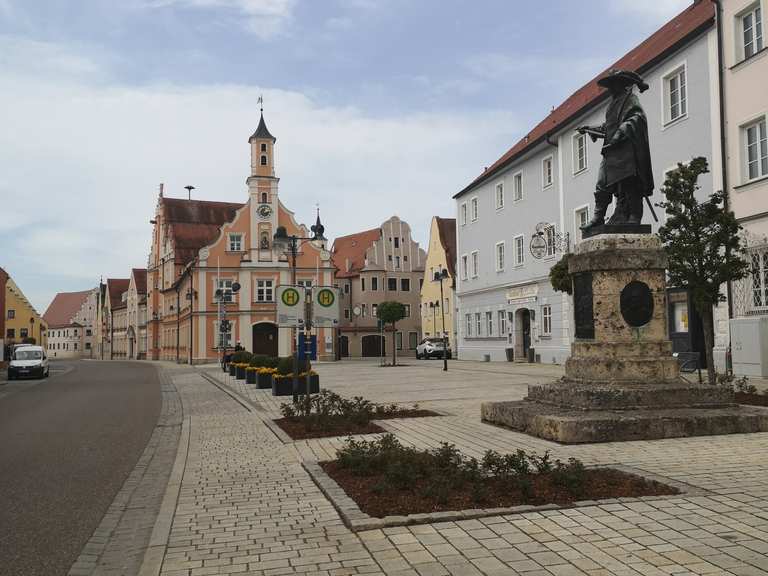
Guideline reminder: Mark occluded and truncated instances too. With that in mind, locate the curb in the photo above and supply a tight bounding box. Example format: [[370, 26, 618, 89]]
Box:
[[137, 414, 191, 576]]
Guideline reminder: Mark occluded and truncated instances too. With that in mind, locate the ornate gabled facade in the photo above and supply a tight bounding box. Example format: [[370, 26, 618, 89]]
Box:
[[420, 216, 457, 350], [126, 268, 147, 359], [333, 216, 426, 358], [147, 111, 337, 363], [43, 288, 97, 359]]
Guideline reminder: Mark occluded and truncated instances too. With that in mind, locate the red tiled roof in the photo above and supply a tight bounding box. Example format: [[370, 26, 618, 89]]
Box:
[[161, 197, 243, 265], [455, 0, 715, 198], [331, 228, 382, 278], [43, 290, 91, 328], [132, 268, 147, 295], [106, 278, 130, 310], [435, 217, 457, 279]]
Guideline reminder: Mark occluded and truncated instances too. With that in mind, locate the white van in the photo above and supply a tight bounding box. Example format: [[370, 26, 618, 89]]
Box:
[[8, 345, 49, 380]]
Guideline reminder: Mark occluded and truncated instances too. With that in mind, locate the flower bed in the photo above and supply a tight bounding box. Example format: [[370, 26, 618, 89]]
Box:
[[735, 392, 768, 406], [274, 391, 440, 440], [319, 435, 678, 518]]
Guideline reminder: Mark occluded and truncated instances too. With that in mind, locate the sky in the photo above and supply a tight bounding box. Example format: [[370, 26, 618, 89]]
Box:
[[0, 0, 692, 313]]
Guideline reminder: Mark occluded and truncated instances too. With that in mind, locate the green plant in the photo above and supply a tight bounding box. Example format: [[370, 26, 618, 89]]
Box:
[[549, 254, 572, 295], [232, 350, 253, 364], [716, 373, 758, 394], [249, 355, 269, 368], [376, 301, 407, 366], [551, 458, 587, 497]]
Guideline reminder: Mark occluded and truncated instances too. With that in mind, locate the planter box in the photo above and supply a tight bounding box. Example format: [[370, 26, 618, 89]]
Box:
[[246, 370, 257, 384], [236, 365, 246, 380], [272, 374, 320, 396], [229, 364, 236, 376], [257, 373, 273, 389]]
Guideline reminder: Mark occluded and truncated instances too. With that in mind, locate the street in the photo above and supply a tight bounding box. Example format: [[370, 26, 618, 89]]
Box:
[[0, 360, 162, 576]]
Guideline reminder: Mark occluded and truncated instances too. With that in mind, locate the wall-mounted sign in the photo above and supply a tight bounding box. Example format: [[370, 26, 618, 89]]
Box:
[[277, 286, 305, 327]]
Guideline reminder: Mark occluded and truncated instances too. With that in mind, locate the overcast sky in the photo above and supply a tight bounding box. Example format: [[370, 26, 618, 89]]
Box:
[[0, 0, 691, 312]]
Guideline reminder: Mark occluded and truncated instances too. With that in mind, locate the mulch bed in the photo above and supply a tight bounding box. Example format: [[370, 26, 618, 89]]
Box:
[[274, 409, 441, 440], [735, 392, 768, 407], [320, 461, 679, 518]]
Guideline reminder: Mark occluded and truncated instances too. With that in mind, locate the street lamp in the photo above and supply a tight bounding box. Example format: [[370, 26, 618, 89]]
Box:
[[433, 268, 450, 371], [429, 301, 438, 339], [273, 222, 327, 403]]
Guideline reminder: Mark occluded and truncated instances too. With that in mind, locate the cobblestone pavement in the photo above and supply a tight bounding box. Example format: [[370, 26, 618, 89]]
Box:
[[156, 361, 768, 575]]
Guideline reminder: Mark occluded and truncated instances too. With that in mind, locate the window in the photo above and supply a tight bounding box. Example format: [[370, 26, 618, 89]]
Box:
[[344, 283, 350, 294], [216, 320, 232, 348], [344, 308, 350, 319], [471, 251, 479, 277], [20, 328, 28, 338], [7, 309, 14, 319], [388, 278, 398, 291], [545, 225, 556, 258], [751, 249, 768, 308], [372, 304, 378, 318], [297, 279, 312, 289], [745, 118, 768, 181], [461, 203, 467, 225], [542, 305, 552, 336], [513, 171, 523, 201], [495, 241, 505, 271], [228, 233, 243, 252], [216, 279, 233, 302], [475, 313, 481, 336], [394, 237, 400, 248], [400, 278, 410, 291], [486, 311, 493, 336], [395, 255, 401, 268], [396, 331, 403, 350], [361, 304, 367, 317], [499, 310, 507, 336], [404, 255, 408, 262], [514, 235, 525, 266], [371, 276, 379, 291], [260, 155, 268, 166], [408, 331, 418, 350], [361, 277, 365, 291], [466, 314, 472, 337], [495, 182, 504, 209], [86, 342, 91, 350], [256, 279, 274, 302], [461, 255, 468, 280], [261, 142, 267, 152], [573, 133, 587, 173], [261, 192, 268, 203], [86, 328, 92, 336], [404, 304, 411, 317], [576, 206, 590, 230], [741, 5, 764, 60], [542, 156, 553, 188], [664, 65, 687, 124], [74, 343, 78, 350], [471, 197, 478, 221], [388, 255, 393, 261]]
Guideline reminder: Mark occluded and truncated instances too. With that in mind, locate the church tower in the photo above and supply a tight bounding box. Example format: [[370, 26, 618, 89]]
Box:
[[247, 104, 279, 261]]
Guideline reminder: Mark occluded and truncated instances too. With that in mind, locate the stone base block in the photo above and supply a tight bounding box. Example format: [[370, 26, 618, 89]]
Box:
[[566, 355, 679, 382], [481, 400, 768, 444], [528, 380, 735, 410]]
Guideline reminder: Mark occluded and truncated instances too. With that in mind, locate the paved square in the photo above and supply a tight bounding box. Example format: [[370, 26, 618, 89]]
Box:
[[154, 361, 768, 576]]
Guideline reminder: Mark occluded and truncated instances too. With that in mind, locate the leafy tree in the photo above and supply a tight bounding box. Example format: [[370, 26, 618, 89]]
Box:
[[657, 157, 748, 384], [549, 254, 573, 295], [377, 301, 406, 366]]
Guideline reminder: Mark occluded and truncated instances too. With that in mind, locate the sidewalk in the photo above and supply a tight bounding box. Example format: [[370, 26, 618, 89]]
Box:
[[148, 363, 768, 576]]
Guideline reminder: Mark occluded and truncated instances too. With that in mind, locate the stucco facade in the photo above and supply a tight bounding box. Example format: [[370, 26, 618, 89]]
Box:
[[146, 113, 337, 364], [420, 217, 457, 350], [454, 3, 724, 366], [334, 216, 426, 359], [3, 275, 46, 359], [43, 288, 97, 359]]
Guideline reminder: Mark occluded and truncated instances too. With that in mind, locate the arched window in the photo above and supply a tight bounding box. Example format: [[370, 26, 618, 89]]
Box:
[[261, 143, 267, 152], [261, 192, 268, 203], [261, 155, 268, 166]]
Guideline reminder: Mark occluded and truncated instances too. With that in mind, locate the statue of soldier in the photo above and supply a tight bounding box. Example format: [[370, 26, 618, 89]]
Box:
[[579, 69, 654, 231]]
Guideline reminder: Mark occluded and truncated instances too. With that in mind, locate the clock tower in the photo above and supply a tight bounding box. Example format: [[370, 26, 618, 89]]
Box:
[[247, 106, 279, 260]]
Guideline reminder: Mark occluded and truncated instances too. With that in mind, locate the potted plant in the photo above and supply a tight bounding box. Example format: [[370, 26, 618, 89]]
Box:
[[246, 366, 257, 384], [257, 358, 279, 389], [271, 357, 318, 396]]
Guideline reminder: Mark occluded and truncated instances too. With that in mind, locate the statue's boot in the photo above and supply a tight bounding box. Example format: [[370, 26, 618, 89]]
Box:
[[626, 194, 643, 225], [580, 203, 608, 231], [607, 190, 628, 225]]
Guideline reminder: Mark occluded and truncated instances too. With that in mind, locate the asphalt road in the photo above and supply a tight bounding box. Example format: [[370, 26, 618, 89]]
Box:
[[0, 360, 162, 576]]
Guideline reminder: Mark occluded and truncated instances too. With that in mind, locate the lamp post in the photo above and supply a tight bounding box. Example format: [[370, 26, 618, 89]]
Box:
[[434, 268, 449, 371], [273, 223, 326, 404], [429, 301, 437, 339]]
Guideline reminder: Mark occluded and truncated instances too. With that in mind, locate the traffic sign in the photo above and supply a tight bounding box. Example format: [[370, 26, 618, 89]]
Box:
[[312, 286, 340, 326], [277, 285, 305, 326]]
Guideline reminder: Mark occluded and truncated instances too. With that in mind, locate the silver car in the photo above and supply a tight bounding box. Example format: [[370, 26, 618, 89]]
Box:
[[415, 337, 452, 360]]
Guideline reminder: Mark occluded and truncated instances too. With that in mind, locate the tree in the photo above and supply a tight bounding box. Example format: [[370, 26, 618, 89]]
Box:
[[376, 301, 406, 366], [657, 157, 748, 384], [549, 253, 573, 295]]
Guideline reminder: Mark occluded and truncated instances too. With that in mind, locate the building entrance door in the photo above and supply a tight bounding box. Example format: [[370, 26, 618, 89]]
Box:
[[252, 323, 278, 357], [361, 334, 385, 357], [514, 308, 531, 362], [339, 335, 349, 357]]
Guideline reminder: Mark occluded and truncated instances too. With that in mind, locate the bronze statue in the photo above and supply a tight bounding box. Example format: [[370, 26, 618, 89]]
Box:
[[579, 69, 654, 231]]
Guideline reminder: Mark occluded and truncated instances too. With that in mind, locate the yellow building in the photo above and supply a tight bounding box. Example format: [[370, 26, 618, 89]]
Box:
[[3, 273, 46, 358], [419, 216, 457, 350]]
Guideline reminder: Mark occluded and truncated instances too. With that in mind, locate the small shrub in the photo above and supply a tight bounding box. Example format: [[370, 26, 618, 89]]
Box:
[[716, 373, 757, 394], [551, 458, 587, 497]]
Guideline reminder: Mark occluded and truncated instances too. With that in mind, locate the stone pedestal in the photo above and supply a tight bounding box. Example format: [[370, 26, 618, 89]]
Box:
[[482, 233, 768, 443]]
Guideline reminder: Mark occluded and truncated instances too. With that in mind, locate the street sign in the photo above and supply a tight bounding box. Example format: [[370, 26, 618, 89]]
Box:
[[277, 285, 305, 326], [312, 286, 340, 326]]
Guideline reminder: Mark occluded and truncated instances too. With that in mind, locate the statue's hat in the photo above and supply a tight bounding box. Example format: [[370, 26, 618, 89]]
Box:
[[597, 69, 649, 93]]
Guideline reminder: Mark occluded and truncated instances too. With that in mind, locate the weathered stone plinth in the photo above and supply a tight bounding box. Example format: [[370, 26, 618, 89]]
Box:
[[482, 233, 768, 443]]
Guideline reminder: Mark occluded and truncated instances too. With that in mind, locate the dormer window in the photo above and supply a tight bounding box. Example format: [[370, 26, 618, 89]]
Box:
[[261, 143, 267, 152], [261, 155, 268, 166]]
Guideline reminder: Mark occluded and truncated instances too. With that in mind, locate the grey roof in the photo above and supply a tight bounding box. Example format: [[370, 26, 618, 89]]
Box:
[[248, 113, 276, 143]]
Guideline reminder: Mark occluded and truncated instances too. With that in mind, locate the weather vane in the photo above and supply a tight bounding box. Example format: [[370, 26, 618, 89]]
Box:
[[257, 94, 263, 113]]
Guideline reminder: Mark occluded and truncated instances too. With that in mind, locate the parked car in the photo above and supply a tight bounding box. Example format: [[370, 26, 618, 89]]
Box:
[[415, 337, 452, 360], [7, 345, 49, 380]]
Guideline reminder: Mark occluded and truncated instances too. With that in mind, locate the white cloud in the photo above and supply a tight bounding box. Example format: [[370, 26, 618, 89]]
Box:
[[0, 35, 518, 311], [145, 0, 295, 39], [611, 0, 690, 21]]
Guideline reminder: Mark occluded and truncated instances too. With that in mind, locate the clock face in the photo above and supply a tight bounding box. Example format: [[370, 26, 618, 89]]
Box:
[[257, 204, 273, 219]]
